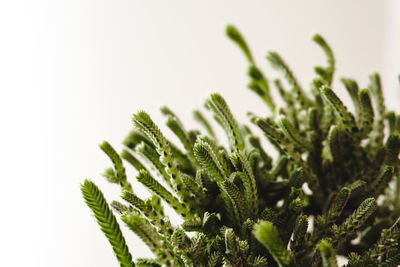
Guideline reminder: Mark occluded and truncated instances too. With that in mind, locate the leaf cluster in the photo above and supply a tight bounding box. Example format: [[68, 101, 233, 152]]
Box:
[[81, 25, 400, 267]]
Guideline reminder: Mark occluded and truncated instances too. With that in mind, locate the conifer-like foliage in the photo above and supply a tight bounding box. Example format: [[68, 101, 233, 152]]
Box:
[[81, 25, 400, 267]]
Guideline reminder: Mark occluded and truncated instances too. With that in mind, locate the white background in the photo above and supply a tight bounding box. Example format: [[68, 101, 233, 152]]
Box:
[[0, 1, 399, 266]]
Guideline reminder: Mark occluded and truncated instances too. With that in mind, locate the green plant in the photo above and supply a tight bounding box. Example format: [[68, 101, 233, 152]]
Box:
[[81, 25, 400, 267]]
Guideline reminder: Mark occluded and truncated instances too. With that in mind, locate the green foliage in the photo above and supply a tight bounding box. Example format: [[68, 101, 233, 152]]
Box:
[[312, 34, 335, 86], [100, 141, 133, 192], [82, 25, 400, 266], [317, 239, 338, 267], [136, 258, 162, 267], [331, 198, 377, 247], [81, 180, 135, 267], [226, 24, 254, 63], [206, 93, 245, 151], [253, 221, 295, 267]]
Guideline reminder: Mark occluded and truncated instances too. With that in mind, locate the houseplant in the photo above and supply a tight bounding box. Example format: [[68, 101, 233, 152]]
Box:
[[81, 25, 400, 266]]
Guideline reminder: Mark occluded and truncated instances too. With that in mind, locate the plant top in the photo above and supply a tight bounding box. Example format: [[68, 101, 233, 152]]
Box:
[[81, 25, 400, 267]]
